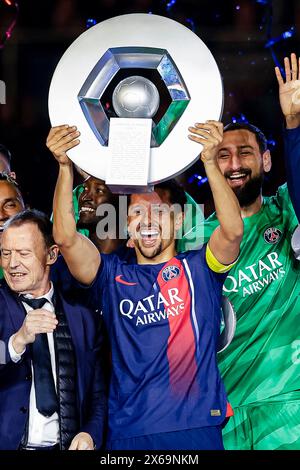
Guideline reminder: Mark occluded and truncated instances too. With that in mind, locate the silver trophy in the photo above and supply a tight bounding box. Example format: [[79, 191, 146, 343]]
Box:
[[48, 14, 223, 192]]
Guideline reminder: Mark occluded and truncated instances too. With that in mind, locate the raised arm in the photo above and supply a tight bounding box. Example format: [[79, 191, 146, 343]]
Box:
[[47, 125, 100, 284], [188, 120, 243, 265], [275, 53, 300, 220]]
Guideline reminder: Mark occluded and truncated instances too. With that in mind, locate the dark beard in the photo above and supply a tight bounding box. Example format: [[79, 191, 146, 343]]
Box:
[[137, 241, 163, 259], [231, 174, 263, 208]]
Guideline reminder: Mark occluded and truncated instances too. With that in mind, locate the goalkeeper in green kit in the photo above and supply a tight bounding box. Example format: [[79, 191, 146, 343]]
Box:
[[188, 53, 300, 450]]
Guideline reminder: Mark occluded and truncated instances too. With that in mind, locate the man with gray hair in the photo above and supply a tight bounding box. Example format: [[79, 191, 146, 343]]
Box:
[[0, 209, 107, 450]]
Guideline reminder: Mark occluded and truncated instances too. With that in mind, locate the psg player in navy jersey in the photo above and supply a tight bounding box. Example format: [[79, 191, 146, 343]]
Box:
[[47, 121, 243, 450]]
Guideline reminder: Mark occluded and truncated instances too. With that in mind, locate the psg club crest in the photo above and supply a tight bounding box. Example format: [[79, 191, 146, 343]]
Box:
[[263, 227, 282, 244], [161, 265, 180, 282]]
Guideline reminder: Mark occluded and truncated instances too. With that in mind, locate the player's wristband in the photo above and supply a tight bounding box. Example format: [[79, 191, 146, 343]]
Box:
[[206, 244, 238, 273]]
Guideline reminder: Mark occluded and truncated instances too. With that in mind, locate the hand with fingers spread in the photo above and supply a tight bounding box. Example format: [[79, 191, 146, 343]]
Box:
[[275, 53, 300, 128], [46, 125, 81, 166], [188, 120, 223, 165], [12, 308, 58, 354]]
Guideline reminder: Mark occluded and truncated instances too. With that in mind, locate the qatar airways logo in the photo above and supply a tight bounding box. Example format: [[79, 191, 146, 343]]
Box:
[[119, 287, 185, 326], [223, 252, 285, 297]]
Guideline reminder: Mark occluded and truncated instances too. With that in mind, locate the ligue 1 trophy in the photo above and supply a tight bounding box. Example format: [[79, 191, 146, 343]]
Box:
[[48, 13, 223, 193]]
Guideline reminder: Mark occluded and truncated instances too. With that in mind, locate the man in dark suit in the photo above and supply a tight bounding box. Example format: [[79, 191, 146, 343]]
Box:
[[0, 209, 107, 450]]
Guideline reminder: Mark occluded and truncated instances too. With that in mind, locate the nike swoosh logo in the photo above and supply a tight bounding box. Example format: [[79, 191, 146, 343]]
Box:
[[115, 275, 137, 286]]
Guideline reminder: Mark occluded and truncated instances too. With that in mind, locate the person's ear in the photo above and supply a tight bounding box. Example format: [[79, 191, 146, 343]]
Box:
[[126, 238, 135, 248], [262, 150, 272, 173], [174, 212, 184, 232], [126, 227, 135, 248], [47, 245, 59, 265]]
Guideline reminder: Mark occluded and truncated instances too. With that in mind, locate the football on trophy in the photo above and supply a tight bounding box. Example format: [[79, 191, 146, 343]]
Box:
[[112, 75, 160, 118]]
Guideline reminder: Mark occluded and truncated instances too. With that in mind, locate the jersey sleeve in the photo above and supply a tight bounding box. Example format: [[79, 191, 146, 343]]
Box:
[[176, 192, 206, 252], [50, 184, 89, 238], [272, 183, 298, 234], [203, 213, 220, 243], [79, 253, 115, 309], [283, 126, 300, 223], [193, 245, 228, 305], [72, 184, 90, 238], [53, 253, 115, 311]]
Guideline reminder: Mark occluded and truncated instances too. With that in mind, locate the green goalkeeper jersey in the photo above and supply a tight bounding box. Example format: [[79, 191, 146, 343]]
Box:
[[202, 184, 300, 407]]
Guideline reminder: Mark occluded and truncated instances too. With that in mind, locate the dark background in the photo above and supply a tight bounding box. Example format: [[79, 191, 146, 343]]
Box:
[[0, 0, 299, 216]]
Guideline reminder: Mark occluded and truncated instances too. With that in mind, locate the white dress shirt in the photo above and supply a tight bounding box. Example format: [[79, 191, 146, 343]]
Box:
[[8, 282, 59, 447]]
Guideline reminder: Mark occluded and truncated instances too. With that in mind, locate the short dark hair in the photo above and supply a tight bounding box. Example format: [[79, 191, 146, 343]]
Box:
[[0, 144, 12, 167], [4, 209, 54, 248], [154, 179, 187, 212], [0, 173, 23, 201], [223, 122, 268, 154]]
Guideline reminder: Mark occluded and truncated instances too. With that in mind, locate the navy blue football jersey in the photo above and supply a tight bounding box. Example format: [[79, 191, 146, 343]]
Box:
[[89, 246, 229, 441]]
